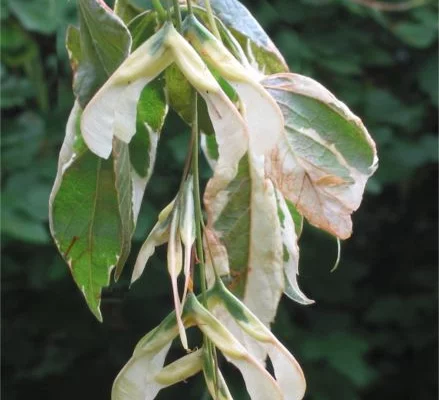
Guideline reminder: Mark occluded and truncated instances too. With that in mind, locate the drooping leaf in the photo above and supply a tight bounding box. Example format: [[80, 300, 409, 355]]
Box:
[[49, 103, 125, 321], [204, 154, 284, 328], [187, 294, 284, 400], [264, 73, 378, 239], [52, 1, 168, 316], [80, 24, 172, 158], [113, 293, 285, 400], [165, 64, 216, 136], [184, 15, 284, 156], [167, 205, 187, 349], [131, 200, 174, 283], [179, 176, 196, 304], [112, 312, 178, 400], [274, 189, 313, 305], [74, 0, 132, 107], [191, 0, 288, 74], [208, 281, 306, 400], [202, 348, 234, 400]]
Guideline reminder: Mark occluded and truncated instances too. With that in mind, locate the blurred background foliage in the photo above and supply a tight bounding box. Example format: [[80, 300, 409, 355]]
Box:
[[1, 0, 437, 399]]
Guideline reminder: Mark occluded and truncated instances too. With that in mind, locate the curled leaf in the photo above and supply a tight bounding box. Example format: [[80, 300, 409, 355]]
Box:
[[202, 346, 234, 400], [167, 205, 187, 349], [155, 349, 203, 386], [131, 200, 174, 284], [208, 281, 306, 400], [166, 26, 248, 183], [81, 23, 173, 158], [264, 73, 378, 239], [204, 154, 284, 328], [179, 176, 196, 304], [186, 294, 284, 400], [274, 189, 314, 305], [112, 312, 179, 400], [184, 15, 284, 156]]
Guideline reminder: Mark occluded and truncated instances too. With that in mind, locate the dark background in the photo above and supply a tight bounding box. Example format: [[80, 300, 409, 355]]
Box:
[[1, 0, 438, 399]]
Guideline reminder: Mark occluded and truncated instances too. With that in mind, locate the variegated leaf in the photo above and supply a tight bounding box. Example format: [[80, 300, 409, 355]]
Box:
[[189, 0, 288, 74], [274, 189, 314, 305], [264, 73, 378, 239], [204, 154, 284, 328], [207, 281, 306, 400]]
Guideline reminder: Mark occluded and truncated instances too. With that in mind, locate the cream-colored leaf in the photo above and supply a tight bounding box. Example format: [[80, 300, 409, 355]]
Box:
[[112, 312, 186, 400], [204, 227, 230, 286], [208, 284, 306, 400], [166, 26, 249, 184], [81, 24, 173, 158], [204, 154, 284, 329], [155, 349, 203, 386], [203, 359, 234, 400], [275, 189, 314, 305], [112, 343, 171, 400], [131, 200, 175, 284], [167, 207, 187, 349], [179, 176, 196, 304], [187, 294, 283, 400], [264, 73, 378, 239], [184, 16, 283, 156]]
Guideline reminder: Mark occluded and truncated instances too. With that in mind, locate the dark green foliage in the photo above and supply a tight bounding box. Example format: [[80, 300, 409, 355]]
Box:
[[1, 0, 437, 399]]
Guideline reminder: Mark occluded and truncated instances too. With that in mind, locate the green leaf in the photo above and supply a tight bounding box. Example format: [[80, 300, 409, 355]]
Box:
[[129, 77, 167, 177], [52, 63, 167, 316], [74, 0, 132, 107], [165, 64, 215, 136], [54, 9, 168, 316], [286, 199, 303, 239], [50, 104, 125, 320], [264, 73, 378, 239]]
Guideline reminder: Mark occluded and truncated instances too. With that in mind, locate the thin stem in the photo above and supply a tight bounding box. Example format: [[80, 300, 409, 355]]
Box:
[[187, 0, 193, 15], [191, 93, 207, 303], [152, 0, 167, 20], [172, 0, 183, 31], [191, 91, 220, 397], [204, 0, 221, 40], [165, 0, 173, 21]]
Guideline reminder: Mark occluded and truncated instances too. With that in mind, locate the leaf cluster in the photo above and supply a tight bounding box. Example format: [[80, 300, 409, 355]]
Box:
[[1, 0, 437, 399]]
